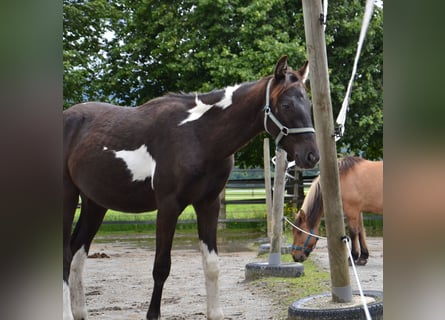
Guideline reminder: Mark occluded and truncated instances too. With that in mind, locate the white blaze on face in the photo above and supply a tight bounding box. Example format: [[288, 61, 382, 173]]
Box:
[[68, 246, 88, 320], [107, 144, 157, 189], [179, 84, 240, 125], [199, 241, 224, 320]]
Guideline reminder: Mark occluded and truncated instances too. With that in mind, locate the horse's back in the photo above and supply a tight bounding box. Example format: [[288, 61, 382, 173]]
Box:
[[342, 159, 383, 214]]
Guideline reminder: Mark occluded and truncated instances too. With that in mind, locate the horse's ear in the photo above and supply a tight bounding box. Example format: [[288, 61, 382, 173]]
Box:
[[299, 209, 306, 222], [274, 55, 288, 82], [298, 60, 309, 83]]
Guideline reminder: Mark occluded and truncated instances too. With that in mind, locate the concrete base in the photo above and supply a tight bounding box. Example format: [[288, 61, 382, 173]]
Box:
[[288, 290, 383, 319], [245, 262, 304, 281], [258, 243, 292, 255]]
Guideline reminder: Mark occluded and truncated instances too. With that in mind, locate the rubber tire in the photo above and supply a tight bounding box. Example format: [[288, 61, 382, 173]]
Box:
[[288, 290, 383, 320], [245, 262, 304, 281]]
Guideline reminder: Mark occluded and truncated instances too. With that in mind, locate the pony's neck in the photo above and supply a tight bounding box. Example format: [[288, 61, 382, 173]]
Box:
[[302, 205, 323, 232], [301, 177, 324, 231]]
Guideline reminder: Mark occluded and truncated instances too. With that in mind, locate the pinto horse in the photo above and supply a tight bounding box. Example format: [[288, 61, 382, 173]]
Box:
[[63, 56, 319, 320], [291, 157, 383, 265]]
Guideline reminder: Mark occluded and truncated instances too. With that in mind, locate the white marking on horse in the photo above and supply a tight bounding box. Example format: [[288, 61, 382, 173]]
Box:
[[215, 84, 240, 109], [111, 144, 157, 189], [179, 95, 213, 125], [200, 241, 224, 320], [179, 84, 240, 125], [63, 280, 74, 320], [68, 246, 87, 320]]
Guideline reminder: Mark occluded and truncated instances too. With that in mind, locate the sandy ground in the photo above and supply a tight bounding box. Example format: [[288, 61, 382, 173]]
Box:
[[308, 237, 383, 292], [83, 237, 383, 319]]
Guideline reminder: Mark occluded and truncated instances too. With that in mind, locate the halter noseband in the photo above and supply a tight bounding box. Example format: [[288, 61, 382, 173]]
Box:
[[263, 78, 315, 146], [291, 229, 319, 255]]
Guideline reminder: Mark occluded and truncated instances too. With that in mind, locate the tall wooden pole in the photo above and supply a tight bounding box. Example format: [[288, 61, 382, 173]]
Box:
[[269, 148, 287, 266], [302, 0, 352, 302], [263, 138, 273, 240]]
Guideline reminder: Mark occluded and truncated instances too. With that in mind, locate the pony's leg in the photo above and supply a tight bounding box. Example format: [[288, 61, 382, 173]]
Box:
[[63, 177, 80, 320], [69, 197, 107, 320], [194, 198, 224, 320], [347, 216, 361, 265], [147, 199, 183, 320], [357, 212, 369, 265]]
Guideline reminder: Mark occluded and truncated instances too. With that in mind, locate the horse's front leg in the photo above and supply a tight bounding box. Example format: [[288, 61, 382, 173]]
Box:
[[194, 198, 224, 320], [147, 199, 183, 320], [347, 216, 361, 265], [356, 212, 369, 265]]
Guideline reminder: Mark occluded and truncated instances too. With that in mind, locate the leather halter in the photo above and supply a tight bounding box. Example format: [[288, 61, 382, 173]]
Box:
[[263, 78, 315, 146], [291, 229, 319, 255]]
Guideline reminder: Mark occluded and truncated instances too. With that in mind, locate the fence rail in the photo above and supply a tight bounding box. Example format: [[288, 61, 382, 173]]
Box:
[[76, 167, 382, 226]]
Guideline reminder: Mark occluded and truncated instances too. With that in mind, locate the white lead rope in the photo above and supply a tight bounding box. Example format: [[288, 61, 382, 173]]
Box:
[[335, 0, 375, 141], [283, 216, 327, 240], [342, 237, 372, 320], [283, 216, 372, 319], [322, 0, 328, 31]]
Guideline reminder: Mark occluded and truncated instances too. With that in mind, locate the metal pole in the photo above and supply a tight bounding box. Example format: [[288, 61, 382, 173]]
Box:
[[269, 148, 287, 266], [302, 0, 352, 302]]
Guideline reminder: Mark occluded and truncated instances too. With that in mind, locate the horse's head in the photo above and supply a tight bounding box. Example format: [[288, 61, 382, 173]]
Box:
[[291, 209, 319, 262], [266, 56, 319, 169]]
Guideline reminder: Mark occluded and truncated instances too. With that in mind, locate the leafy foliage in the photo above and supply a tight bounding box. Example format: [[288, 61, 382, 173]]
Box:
[[63, 0, 382, 165]]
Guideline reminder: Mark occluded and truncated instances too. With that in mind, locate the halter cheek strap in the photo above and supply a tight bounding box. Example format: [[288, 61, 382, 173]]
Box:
[[263, 78, 315, 146], [291, 229, 319, 255]]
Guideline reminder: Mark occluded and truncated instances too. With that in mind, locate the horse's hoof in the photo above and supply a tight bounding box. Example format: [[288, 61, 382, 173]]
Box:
[[356, 258, 368, 266]]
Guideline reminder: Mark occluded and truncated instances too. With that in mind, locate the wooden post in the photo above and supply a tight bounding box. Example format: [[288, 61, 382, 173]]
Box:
[[263, 138, 273, 240], [302, 0, 352, 302], [269, 148, 287, 266]]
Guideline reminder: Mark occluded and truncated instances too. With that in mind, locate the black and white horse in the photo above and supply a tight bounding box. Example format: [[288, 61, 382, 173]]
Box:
[[63, 56, 319, 319]]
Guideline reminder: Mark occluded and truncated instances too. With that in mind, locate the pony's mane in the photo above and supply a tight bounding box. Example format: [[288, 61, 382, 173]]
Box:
[[300, 156, 364, 228], [300, 175, 323, 229], [338, 156, 364, 176]]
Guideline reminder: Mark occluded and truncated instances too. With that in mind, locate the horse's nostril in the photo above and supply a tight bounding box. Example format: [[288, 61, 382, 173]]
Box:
[[307, 152, 319, 164], [308, 152, 315, 163]]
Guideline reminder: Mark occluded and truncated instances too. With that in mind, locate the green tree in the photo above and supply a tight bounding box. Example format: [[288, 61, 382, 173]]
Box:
[[63, 0, 383, 164]]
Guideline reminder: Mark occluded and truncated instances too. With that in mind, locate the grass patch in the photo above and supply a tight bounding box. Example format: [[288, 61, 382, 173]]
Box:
[[248, 254, 331, 319]]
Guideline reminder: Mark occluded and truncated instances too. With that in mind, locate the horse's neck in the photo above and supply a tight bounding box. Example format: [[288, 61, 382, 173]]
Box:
[[301, 177, 324, 231], [302, 203, 323, 231], [199, 79, 268, 158]]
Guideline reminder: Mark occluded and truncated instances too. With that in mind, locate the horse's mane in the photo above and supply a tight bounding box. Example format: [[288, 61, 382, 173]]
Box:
[[338, 156, 364, 177], [300, 175, 323, 229], [301, 156, 364, 228]]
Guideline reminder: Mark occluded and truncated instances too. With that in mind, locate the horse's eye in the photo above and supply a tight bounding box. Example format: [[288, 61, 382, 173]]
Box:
[[282, 104, 290, 109]]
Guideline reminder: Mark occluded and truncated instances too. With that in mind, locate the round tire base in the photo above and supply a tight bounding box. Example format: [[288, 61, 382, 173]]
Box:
[[288, 290, 383, 320], [245, 262, 304, 281]]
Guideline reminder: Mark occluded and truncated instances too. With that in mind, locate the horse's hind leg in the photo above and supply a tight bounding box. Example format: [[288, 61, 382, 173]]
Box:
[[147, 198, 184, 320], [194, 198, 224, 320], [63, 177, 79, 320], [69, 197, 107, 320]]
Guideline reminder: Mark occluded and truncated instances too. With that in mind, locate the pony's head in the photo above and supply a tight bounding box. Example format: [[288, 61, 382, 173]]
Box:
[[266, 56, 319, 169], [291, 209, 319, 262]]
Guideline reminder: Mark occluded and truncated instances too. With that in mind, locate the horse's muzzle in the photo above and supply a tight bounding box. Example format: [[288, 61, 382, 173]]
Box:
[[291, 252, 308, 263], [294, 151, 319, 169], [306, 151, 319, 167]]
